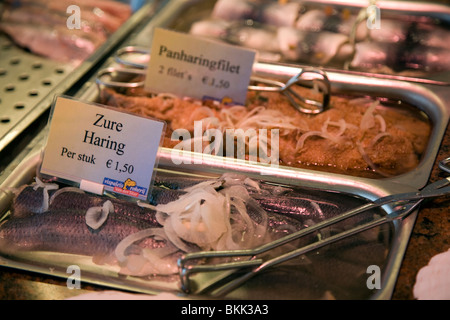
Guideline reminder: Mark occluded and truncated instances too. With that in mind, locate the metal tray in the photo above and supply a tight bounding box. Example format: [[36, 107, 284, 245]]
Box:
[[0, 136, 420, 300], [76, 57, 449, 190], [0, 0, 162, 154], [160, 0, 450, 85], [0, 0, 446, 299]]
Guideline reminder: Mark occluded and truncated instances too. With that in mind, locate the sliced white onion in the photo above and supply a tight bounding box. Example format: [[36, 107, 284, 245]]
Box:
[[356, 141, 391, 177], [163, 216, 198, 253], [370, 132, 391, 148], [296, 117, 350, 152], [155, 211, 169, 226], [243, 177, 261, 192], [201, 116, 221, 130], [33, 177, 58, 191], [115, 227, 182, 276], [375, 114, 386, 132], [154, 176, 269, 252], [189, 106, 215, 120], [140, 247, 180, 275], [137, 201, 157, 211], [219, 105, 299, 134], [114, 176, 271, 277], [85, 200, 114, 230], [115, 227, 168, 263], [360, 101, 379, 131], [310, 201, 325, 219], [49, 187, 85, 206], [33, 177, 59, 213], [326, 119, 347, 137], [295, 130, 326, 150], [182, 179, 223, 192], [160, 187, 228, 250]]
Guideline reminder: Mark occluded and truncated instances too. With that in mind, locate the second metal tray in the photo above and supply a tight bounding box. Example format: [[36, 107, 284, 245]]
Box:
[[0, 139, 419, 300], [164, 0, 450, 85]]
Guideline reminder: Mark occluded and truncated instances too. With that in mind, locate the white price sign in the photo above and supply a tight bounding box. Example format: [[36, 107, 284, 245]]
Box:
[[145, 28, 256, 105], [41, 96, 166, 201]]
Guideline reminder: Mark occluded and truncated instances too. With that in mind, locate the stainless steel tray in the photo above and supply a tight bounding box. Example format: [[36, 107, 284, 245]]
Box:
[[0, 138, 419, 300], [76, 58, 449, 190], [0, 0, 161, 154], [160, 0, 450, 85], [0, 0, 447, 299]]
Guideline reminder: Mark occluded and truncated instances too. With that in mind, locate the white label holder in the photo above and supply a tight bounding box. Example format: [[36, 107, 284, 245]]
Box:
[[40, 96, 166, 201]]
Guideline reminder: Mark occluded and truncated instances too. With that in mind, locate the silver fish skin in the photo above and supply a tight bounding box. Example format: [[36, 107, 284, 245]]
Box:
[[0, 208, 162, 256], [12, 185, 55, 218], [276, 27, 351, 64], [1, 187, 305, 257], [153, 175, 207, 190], [226, 22, 281, 53], [150, 186, 187, 205], [351, 41, 450, 73], [12, 186, 159, 225], [252, 194, 341, 222], [49, 190, 159, 224]]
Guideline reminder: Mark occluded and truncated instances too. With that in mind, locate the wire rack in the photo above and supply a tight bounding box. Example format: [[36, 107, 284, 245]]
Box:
[[0, 32, 76, 151]]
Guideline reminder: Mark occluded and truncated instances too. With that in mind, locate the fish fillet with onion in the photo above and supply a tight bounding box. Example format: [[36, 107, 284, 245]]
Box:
[[99, 82, 431, 179], [0, 173, 363, 277]]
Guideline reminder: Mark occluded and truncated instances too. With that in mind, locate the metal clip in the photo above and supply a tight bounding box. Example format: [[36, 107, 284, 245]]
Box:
[[96, 67, 146, 89], [439, 157, 450, 174], [249, 68, 330, 114], [115, 46, 150, 69]]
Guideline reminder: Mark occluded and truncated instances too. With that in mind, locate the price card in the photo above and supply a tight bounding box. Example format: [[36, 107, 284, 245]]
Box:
[[145, 28, 256, 105], [40, 96, 166, 201]]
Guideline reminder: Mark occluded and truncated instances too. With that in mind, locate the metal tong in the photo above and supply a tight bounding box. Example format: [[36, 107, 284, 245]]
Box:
[[96, 46, 331, 114], [248, 70, 330, 114], [439, 156, 450, 174], [177, 172, 450, 297]]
